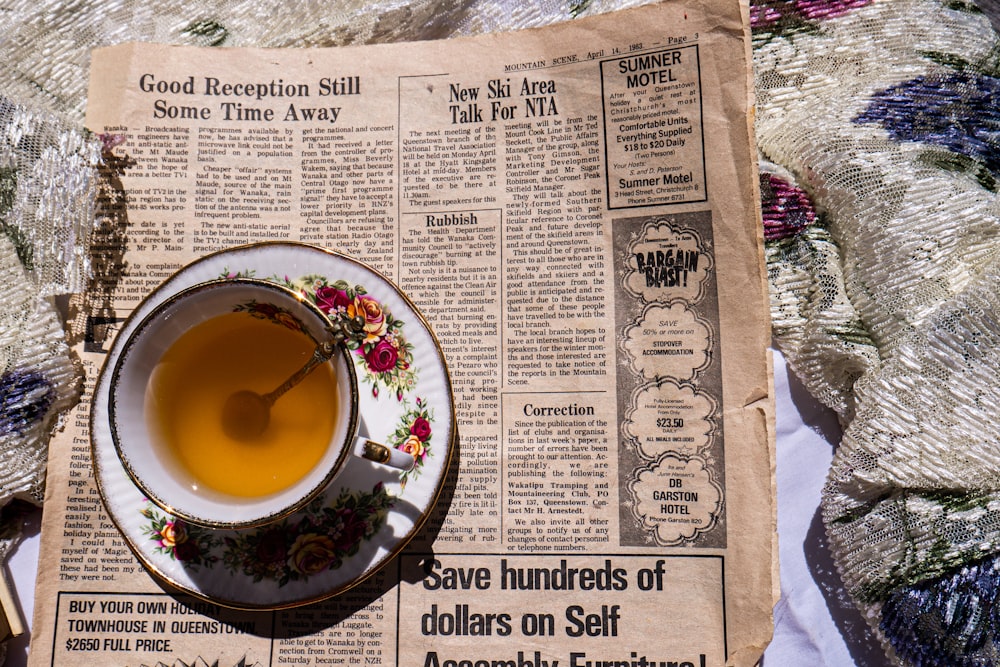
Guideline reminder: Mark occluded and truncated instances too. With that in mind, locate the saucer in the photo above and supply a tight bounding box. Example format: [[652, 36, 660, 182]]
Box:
[[91, 242, 455, 609]]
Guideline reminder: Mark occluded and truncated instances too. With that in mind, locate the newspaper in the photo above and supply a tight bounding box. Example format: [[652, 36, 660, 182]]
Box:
[[29, 2, 775, 666]]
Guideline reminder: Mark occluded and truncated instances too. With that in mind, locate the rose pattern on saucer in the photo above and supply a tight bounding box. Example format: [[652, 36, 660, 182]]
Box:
[[388, 397, 434, 485], [141, 507, 221, 569], [221, 483, 393, 586], [140, 483, 393, 586]]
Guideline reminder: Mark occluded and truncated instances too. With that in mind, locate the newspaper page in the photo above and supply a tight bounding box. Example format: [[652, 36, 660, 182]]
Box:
[[30, 2, 775, 666]]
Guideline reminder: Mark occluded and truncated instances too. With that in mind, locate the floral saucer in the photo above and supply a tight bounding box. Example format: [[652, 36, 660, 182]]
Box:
[[91, 242, 455, 609]]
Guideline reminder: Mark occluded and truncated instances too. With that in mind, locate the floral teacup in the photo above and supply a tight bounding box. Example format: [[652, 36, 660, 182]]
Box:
[[108, 277, 413, 529]]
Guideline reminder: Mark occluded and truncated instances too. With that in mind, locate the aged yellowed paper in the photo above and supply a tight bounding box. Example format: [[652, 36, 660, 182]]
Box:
[[32, 3, 774, 666]]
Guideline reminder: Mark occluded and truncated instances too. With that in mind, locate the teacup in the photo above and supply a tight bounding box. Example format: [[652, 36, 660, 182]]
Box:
[[109, 277, 413, 529]]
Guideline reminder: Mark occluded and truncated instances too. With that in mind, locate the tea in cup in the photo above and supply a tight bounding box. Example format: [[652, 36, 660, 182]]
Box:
[[109, 277, 413, 529]]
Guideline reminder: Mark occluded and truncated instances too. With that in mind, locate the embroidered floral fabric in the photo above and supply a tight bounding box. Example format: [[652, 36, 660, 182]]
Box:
[[756, 0, 1000, 664], [0, 227, 81, 655], [0, 99, 93, 562]]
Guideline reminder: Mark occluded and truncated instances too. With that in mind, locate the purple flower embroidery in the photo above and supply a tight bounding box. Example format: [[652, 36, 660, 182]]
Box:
[[855, 71, 1000, 185], [880, 552, 1000, 667], [751, 0, 872, 32], [0, 370, 55, 436], [760, 172, 817, 240]]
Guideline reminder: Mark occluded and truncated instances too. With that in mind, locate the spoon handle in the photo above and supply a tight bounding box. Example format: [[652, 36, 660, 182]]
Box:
[[262, 341, 336, 405]]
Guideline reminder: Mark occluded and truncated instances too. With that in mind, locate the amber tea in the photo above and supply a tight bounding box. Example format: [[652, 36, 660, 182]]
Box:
[[144, 311, 340, 498]]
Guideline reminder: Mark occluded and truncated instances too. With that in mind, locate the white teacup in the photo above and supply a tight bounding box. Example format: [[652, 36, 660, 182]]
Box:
[[109, 277, 413, 529]]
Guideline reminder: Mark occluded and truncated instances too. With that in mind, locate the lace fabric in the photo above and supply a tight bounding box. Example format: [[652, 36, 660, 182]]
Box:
[[757, 1, 1000, 664]]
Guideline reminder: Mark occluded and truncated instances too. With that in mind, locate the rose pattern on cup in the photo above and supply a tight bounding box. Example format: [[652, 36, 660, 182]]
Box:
[[243, 272, 435, 480], [139, 483, 393, 586], [232, 299, 308, 333], [221, 269, 418, 401]]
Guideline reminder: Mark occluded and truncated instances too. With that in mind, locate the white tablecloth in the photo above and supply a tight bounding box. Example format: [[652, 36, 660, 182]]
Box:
[[763, 351, 891, 666]]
